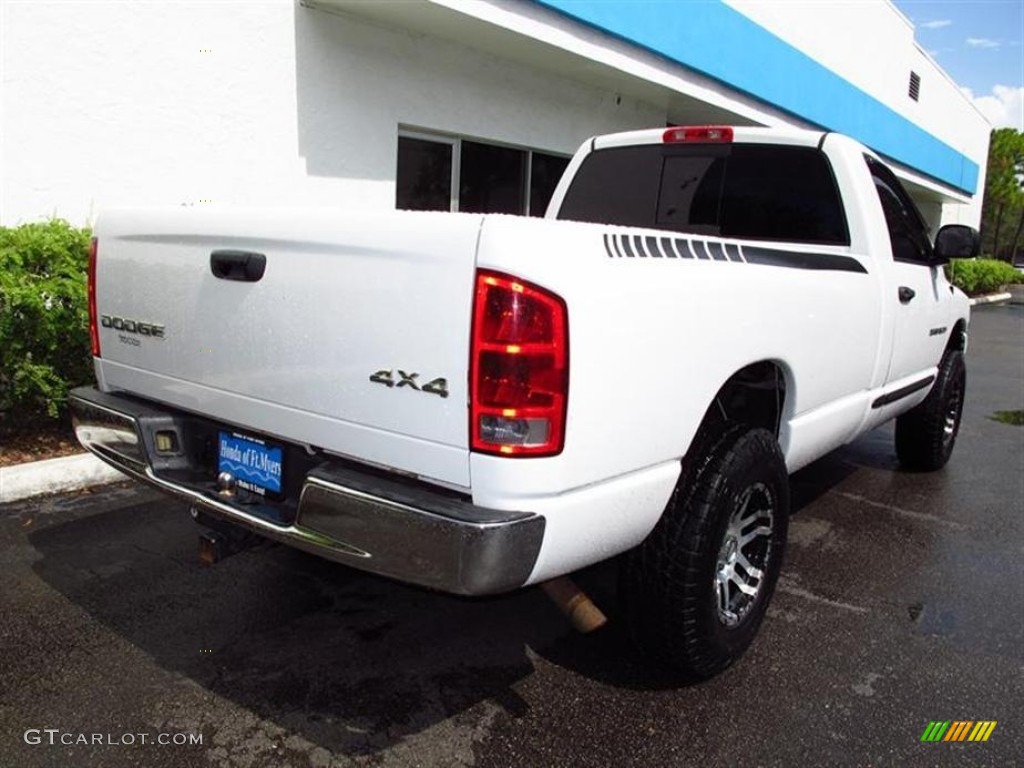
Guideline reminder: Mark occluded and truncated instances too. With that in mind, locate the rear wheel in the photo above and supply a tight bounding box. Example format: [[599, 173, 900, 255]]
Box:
[[621, 426, 789, 680], [895, 350, 966, 471]]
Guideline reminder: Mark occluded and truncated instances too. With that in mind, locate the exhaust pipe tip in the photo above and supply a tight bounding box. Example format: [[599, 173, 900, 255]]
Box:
[[541, 576, 608, 634]]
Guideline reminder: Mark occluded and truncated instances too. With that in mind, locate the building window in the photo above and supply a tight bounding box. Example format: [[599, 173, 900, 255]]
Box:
[[459, 140, 526, 214], [530, 152, 571, 218], [396, 131, 570, 217], [396, 135, 454, 212], [908, 71, 921, 102]]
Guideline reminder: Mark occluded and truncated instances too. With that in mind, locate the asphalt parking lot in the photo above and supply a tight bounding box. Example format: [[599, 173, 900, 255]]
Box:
[[1, 305, 1021, 768]]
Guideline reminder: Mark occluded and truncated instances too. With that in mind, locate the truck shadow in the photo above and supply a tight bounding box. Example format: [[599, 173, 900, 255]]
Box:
[[28, 436, 881, 756], [28, 490, 565, 756]]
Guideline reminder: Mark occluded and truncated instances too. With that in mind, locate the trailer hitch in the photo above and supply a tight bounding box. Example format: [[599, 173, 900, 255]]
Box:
[[190, 505, 263, 566]]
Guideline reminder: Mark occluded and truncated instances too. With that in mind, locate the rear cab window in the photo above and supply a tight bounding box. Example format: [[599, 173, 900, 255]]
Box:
[[557, 143, 850, 246]]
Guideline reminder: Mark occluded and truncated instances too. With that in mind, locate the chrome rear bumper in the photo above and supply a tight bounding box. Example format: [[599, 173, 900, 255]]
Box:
[[69, 387, 543, 595]]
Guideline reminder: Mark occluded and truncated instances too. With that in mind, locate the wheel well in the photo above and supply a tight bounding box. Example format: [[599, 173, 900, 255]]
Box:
[[700, 361, 787, 439], [947, 320, 967, 353]]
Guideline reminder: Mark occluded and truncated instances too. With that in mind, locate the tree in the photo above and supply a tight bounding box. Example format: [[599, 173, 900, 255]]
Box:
[[980, 128, 1024, 261]]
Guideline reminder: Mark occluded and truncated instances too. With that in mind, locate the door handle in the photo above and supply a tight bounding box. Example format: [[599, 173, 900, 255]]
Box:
[[898, 286, 916, 304], [210, 250, 266, 282]]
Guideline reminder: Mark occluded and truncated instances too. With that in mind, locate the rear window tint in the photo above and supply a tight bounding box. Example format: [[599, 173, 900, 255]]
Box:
[[558, 143, 849, 245]]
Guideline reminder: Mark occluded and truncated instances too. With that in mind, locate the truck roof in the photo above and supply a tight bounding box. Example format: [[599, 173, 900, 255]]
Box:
[[592, 125, 828, 151]]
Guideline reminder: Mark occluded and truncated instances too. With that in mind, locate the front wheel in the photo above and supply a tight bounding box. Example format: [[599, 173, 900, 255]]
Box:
[[895, 350, 966, 471], [621, 426, 789, 680]]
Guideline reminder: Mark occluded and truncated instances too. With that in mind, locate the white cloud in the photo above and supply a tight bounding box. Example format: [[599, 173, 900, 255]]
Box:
[[966, 37, 1001, 49], [920, 19, 952, 29], [971, 85, 1024, 130]]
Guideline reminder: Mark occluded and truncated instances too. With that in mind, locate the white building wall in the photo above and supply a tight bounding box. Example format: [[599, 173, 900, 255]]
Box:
[[724, 0, 919, 118], [295, 4, 664, 192], [724, 0, 990, 226], [2, 1, 302, 226], [0, 0, 664, 226]]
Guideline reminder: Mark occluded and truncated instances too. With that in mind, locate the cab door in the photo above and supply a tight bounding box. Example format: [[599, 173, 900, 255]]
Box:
[[868, 158, 950, 385]]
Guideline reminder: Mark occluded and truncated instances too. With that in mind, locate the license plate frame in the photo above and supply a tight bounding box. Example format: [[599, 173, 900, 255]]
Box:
[[217, 431, 284, 498]]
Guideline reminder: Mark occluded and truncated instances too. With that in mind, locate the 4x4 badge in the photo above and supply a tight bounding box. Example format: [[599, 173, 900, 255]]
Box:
[[370, 369, 449, 399]]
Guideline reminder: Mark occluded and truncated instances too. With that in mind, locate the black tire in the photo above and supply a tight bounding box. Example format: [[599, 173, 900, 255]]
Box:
[[895, 350, 966, 471], [621, 425, 789, 680]]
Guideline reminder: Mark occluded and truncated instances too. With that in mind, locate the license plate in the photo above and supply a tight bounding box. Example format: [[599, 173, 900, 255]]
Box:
[[218, 431, 284, 496]]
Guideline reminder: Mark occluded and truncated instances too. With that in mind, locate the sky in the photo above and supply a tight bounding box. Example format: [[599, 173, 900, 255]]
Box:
[[892, 0, 1024, 130]]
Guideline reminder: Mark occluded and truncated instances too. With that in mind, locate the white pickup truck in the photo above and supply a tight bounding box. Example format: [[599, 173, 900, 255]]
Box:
[[71, 125, 978, 679]]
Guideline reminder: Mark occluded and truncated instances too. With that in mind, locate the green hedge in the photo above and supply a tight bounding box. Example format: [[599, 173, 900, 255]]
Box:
[[948, 258, 1022, 297], [0, 220, 93, 429]]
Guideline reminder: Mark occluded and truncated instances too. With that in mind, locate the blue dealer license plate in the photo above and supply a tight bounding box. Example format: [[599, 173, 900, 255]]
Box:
[[218, 432, 284, 496]]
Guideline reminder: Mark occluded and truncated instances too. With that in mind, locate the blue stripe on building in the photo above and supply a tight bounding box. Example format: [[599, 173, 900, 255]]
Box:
[[535, 0, 979, 195]]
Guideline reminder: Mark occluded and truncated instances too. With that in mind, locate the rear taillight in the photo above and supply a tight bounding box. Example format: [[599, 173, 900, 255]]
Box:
[[663, 125, 733, 144], [470, 271, 568, 457], [88, 237, 100, 357]]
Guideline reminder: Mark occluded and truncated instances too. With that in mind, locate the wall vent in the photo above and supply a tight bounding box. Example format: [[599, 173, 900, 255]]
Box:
[[909, 71, 921, 101]]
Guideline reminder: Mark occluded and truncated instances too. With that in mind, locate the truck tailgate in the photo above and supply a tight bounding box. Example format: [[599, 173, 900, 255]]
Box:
[[92, 208, 482, 488]]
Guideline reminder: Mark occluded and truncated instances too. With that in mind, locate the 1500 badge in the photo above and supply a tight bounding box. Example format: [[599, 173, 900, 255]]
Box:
[[370, 369, 449, 399]]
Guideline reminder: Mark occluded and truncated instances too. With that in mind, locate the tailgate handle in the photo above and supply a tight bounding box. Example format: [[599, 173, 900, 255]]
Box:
[[210, 250, 266, 282]]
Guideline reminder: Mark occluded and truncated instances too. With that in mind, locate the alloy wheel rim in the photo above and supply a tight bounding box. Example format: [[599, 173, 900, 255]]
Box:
[[715, 482, 775, 627], [942, 374, 964, 449]]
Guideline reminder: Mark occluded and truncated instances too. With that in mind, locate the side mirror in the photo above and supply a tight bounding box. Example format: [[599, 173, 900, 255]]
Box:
[[934, 224, 980, 264]]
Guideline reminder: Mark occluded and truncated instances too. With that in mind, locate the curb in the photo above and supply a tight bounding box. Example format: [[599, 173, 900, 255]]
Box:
[[969, 292, 1012, 306], [0, 453, 126, 505]]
